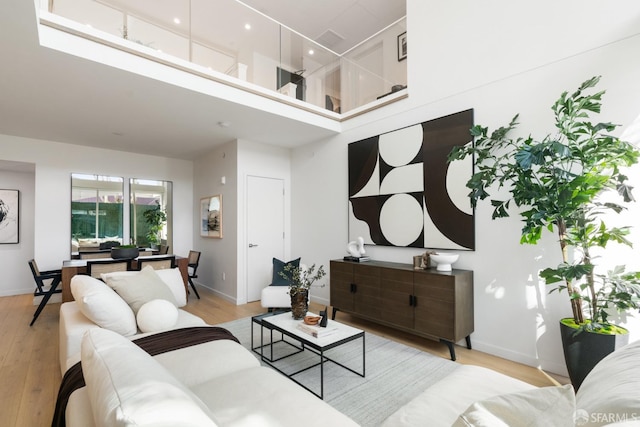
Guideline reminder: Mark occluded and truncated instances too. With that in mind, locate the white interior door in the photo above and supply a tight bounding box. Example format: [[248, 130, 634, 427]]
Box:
[[247, 176, 285, 302]]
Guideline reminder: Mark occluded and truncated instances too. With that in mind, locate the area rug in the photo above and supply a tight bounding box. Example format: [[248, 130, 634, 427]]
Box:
[[216, 317, 460, 427]]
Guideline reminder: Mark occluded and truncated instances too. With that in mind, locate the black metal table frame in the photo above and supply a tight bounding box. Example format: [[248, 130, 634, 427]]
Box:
[[251, 314, 365, 399], [251, 313, 304, 361]]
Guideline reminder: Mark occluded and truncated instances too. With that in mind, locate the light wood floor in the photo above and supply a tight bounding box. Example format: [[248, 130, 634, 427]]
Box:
[[1, 287, 567, 427]]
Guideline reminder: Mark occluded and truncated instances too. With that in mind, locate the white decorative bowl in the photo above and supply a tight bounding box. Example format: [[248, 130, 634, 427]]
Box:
[[430, 253, 459, 272]]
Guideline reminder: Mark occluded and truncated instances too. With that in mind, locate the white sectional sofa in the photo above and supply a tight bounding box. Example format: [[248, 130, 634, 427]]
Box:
[[57, 267, 358, 427], [382, 338, 640, 427], [61, 328, 358, 427]]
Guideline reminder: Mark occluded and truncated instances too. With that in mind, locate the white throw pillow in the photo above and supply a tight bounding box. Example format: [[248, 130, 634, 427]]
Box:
[[155, 268, 187, 307], [576, 339, 640, 427], [81, 328, 218, 427], [453, 384, 576, 427], [103, 266, 178, 314], [101, 267, 187, 307], [70, 275, 137, 336], [136, 299, 179, 333]]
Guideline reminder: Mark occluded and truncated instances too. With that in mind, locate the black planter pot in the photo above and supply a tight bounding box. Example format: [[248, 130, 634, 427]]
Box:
[[560, 319, 629, 390], [111, 247, 140, 259]]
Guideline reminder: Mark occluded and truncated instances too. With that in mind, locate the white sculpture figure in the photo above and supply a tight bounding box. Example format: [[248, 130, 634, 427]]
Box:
[[347, 236, 366, 258]]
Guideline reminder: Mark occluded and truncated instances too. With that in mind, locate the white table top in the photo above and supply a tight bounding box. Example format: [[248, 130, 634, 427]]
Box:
[[261, 311, 364, 346]]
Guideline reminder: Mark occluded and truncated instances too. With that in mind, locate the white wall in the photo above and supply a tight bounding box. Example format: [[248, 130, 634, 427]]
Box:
[[0, 165, 35, 296], [192, 140, 239, 302], [192, 138, 291, 304], [290, 0, 640, 375], [0, 134, 194, 291]]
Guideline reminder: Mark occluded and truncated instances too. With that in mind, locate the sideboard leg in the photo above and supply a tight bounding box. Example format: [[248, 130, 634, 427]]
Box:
[[331, 307, 339, 320], [440, 339, 456, 361], [465, 336, 472, 350]]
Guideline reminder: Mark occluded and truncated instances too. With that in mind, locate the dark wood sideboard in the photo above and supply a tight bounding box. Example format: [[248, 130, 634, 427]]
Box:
[[330, 259, 474, 360]]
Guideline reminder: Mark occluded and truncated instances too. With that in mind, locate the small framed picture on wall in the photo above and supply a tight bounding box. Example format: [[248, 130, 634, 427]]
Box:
[[397, 31, 407, 61], [200, 194, 222, 238]]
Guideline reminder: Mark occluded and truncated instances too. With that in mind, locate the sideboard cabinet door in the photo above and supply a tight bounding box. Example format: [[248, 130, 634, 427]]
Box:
[[380, 267, 414, 329], [329, 261, 355, 313]]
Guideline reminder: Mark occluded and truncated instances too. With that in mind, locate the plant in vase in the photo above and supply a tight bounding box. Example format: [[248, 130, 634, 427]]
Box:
[[281, 263, 326, 320], [448, 76, 640, 389], [142, 201, 166, 248]]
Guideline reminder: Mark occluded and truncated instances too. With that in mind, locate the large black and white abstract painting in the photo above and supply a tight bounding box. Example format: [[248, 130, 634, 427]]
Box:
[[0, 189, 19, 244], [348, 109, 475, 250]]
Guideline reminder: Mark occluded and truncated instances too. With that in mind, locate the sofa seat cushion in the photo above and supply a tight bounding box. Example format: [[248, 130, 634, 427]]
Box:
[[576, 338, 640, 427], [381, 365, 536, 427], [81, 328, 218, 427], [70, 275, 137, 337], [191, 366, 359, 427], [153, 339, 260, 388]]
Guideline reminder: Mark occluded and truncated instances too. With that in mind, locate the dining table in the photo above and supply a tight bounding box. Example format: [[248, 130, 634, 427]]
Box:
[[61, 254, 189, 302]]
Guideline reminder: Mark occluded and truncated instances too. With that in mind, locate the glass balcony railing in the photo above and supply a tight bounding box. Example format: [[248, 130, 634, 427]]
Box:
[[39, 0, 407, 116]]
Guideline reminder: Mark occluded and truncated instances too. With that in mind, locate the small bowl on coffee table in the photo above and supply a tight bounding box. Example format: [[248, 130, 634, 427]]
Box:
[[303, 315, 321, 325]]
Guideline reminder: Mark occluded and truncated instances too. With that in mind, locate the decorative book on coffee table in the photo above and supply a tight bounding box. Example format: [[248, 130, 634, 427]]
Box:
[[296, 323, 339, 338]]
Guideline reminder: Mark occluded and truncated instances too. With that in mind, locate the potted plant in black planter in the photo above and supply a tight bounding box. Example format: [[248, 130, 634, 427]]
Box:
[[142, 201, 166, 249], [448, 76, 640, 389]]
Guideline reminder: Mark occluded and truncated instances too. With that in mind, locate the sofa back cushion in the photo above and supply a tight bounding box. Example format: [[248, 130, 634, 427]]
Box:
[[71, 275, 137, 336], [81, 328, 218, 427], [102, 266, 178, 314], [101, 267, 187, 307], [575, 338, 640, 426]]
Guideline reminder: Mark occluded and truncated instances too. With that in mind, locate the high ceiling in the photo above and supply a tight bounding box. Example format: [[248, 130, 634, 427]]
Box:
[[240, 0, 405, 54], [0, 0, 404, 162]]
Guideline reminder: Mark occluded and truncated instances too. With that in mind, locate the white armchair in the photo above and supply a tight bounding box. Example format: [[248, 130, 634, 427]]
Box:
[[260, 259, 307, 311]]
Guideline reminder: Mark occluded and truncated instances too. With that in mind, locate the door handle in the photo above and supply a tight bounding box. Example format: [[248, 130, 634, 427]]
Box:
[[248, 243, 259, 248]]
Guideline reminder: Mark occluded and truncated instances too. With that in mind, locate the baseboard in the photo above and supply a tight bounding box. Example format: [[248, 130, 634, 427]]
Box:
[[471, 339, 568, 377], [0, 289, 35, 297], [33, 294, 62, 305], [310, 295, 330, 306], [196, 283, 237, 304]]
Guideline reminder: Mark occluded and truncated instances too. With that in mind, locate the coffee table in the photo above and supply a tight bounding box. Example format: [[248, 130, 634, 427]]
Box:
[[251, 311, 365, 399]]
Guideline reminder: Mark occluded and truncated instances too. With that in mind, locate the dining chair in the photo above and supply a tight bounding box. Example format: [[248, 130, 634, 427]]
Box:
[[159, 244, 170, 255], [138, 250, 154, 257], [28, 259, 62, 326], [137, 255, 176, 271], [86, 259, 132, 279], [187, 250, 201, 299]]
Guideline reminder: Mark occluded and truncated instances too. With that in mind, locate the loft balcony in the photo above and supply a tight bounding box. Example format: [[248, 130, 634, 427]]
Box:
[[38, 0, 407, 121]]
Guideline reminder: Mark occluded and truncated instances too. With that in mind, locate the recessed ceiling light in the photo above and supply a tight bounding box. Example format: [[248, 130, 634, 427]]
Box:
[[173, 17, 181, 24], [244, 23, 251, 30], [308, 49, 314, 55]]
